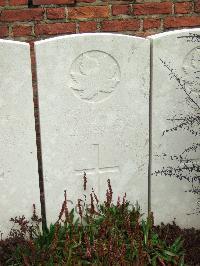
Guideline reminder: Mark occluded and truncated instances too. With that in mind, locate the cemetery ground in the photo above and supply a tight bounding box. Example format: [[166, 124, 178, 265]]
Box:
[[0, 178, 199, 266]]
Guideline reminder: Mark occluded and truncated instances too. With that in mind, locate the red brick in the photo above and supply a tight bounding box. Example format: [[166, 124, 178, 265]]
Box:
[[195, 1, 200, 13], [0, 9, 44, 22], [143, 18, 161, 30], [101, 19, 140, 32], [175, 2, 192, 14], [35, 22, 76, 35], [164, 16, 200, 28], [0, 26, 8, 37], [33, 0, 74, 5], [133, 2, 172, 15], [68, 6, 109, 19], [9, 0, 28, 5], [76, 0, 95, 3], [135, 31, 156, 37], [13, 25, 32, 36], [79, 21, 97, 33], [112, 5, 130, 16], [46, 8, 65, 19], [0, 0, 6, 6]]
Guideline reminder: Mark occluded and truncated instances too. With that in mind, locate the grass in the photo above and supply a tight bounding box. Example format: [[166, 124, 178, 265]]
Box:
[[0, 176, 185, 265]]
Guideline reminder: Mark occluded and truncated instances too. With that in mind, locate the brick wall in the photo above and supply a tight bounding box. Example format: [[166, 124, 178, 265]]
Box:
[[0, 0, 199, 41]]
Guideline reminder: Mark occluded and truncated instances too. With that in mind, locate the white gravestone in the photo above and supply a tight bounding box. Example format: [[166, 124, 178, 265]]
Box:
[[0, 40, 40, 237], [35, 33, 150, 223], [149, 29, 200, 228]]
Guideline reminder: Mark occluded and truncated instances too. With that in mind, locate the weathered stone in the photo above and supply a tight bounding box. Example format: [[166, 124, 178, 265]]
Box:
[[0, 40, 40, 236], [149, 29, 200, 228], [35, 33, 150, 223]]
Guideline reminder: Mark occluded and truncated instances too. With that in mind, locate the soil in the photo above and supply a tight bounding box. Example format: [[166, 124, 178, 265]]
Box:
[[153, 222, 200, 266]]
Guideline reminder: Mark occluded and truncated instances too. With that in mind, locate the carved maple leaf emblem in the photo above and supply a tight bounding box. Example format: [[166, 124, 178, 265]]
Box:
[[70, 51, 120, 102]]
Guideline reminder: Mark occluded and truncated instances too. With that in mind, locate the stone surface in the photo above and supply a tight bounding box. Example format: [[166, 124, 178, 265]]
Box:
[[149, 29, 200, 229], [0, 40, 40, 237], [35, 33, 149, 223]]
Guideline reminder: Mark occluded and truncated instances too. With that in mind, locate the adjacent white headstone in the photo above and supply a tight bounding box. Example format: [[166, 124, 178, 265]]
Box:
[[149, 29, 200, 228], [35, 33, 150, 223], [0, 40, 40, 237]]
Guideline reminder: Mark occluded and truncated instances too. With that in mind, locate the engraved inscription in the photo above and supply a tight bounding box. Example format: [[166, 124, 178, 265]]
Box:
[[0, 171, 4, 181], [0, 167, 5, 181], [70, 51, 121, 102], [182, 47, 200, 94], [0, 98, 4, 109], [0, 167, 10, 181]]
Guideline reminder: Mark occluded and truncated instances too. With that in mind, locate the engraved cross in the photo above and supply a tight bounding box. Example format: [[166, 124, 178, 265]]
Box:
[[75, 144, 120, 193]]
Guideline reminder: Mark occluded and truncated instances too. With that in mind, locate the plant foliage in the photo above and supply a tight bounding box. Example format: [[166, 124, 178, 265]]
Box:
[[0, 177, 185, 265]]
